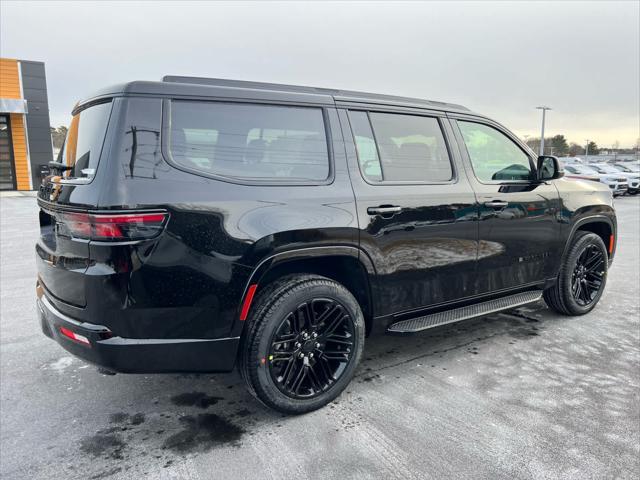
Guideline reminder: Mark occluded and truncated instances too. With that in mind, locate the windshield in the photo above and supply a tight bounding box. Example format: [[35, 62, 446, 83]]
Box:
[[616, 163, 640, 172], [565, 164, 598, 175], [57, 101, 113, 179], [592, 164, 620, 174]]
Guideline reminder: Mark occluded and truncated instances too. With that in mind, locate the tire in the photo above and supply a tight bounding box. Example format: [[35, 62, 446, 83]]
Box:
[[240, 274, 365, 414], [543, 231, 608, 316]]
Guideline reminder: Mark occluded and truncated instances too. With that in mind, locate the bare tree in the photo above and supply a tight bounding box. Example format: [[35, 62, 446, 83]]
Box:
[[50, 126, 68, 149]]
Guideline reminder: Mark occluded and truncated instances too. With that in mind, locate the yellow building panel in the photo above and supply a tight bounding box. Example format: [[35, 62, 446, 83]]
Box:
[[9, 114, 31, 190], [0, 58, 22, 99]]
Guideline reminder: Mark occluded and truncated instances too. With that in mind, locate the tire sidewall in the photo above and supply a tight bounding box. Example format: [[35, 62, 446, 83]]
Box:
[[249, 279, 364, 414]]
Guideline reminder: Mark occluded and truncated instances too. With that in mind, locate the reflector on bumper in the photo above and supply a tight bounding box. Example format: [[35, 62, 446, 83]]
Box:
[[59, 326, 91, 346]]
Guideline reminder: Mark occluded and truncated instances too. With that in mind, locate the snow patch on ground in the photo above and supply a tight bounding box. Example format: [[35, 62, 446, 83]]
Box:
[[43, 356, 75, 372]]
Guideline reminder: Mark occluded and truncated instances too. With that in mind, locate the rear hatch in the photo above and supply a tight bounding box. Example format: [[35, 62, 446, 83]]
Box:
[[36, 100, 114, 307]]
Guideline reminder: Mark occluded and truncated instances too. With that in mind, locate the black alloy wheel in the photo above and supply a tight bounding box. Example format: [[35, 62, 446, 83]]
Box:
[[241, 274, 364, 414], [570, 244, 605, 306], [543, 231, 609, 316], [267, 298, 355, 399]]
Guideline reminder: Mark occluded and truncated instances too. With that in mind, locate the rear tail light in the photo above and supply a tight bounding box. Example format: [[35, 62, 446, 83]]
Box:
[[60, 211, 169, 241]]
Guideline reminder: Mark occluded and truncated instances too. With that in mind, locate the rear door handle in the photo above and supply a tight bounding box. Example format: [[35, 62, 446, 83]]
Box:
[[483, 200, 509, 209], [367, 205, 402, 216]]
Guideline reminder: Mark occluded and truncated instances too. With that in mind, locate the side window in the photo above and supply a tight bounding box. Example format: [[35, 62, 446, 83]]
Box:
[[169, 101, 329, 182], [349, 111, 453, 183], [458, 121, 532, 182], [349, 111, 382, 181]]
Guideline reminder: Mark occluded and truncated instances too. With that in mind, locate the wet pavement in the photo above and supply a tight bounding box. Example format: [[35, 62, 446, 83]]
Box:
[[1, 195, 638, 479]]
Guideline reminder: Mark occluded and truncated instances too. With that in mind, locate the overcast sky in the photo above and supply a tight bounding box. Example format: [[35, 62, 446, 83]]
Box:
[[2, 1, 638, 147]]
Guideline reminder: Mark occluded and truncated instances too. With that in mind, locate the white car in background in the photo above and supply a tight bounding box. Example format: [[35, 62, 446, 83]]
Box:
[[560, 156, 584, 165], [591, 163, 639, 195], [563, 163, 628, 196], [612, 163, 640, 194], [613, 162, 640, 172]]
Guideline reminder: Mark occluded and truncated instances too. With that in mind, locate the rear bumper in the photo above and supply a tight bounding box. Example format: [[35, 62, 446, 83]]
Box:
[[37, 287, 239, 373]]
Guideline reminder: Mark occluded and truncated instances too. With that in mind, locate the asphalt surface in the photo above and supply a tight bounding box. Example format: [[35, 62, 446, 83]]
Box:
[[1, 193, 638, 480]]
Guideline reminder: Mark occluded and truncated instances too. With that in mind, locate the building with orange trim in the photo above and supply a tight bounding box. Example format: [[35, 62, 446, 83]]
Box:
[[0, 58, 53, 190]]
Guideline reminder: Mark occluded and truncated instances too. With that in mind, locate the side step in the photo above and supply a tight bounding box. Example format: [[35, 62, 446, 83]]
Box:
[[386, 291, 543, 334]]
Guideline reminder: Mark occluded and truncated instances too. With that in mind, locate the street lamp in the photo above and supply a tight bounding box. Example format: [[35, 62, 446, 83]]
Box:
[[536, 106, 552, 155]]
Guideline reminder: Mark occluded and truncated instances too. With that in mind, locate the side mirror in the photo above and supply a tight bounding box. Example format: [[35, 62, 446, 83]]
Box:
[[537, 155, 564, 181]]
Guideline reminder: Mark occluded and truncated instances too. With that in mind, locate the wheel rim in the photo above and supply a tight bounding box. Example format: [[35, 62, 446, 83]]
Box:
[[571, 244, 605, 306], [267, 298, 356, 399]]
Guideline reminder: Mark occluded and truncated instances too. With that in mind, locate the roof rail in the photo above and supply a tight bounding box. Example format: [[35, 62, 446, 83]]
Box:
[[162, 75, 470, 112]]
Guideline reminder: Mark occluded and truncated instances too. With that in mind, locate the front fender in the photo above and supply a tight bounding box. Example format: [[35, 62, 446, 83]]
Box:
[[561, 212, 617, 261]]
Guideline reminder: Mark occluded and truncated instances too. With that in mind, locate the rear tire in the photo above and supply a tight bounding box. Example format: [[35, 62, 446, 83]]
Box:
[[240, 274, 364, 414], [543, 231, 608, 315]]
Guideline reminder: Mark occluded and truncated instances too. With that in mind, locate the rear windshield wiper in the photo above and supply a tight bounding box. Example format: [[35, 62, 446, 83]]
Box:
[[48, 161, 73, 172]]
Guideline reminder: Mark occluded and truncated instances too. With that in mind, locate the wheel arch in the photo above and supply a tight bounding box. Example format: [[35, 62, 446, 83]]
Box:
[[233, 246, 376, 337], [564, 215, 616, 260]]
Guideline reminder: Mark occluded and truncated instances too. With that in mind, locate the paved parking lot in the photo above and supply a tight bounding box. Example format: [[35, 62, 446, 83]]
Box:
[[1, 194, 638, 480]]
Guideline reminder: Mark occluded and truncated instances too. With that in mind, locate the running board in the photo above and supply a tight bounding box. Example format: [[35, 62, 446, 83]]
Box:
[[386, 291, 543, 334]]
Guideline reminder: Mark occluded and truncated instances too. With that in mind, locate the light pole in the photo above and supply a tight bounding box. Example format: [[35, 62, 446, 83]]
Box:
[[536, 106, 551, 155], [585, 139, 589, 159], [536, 106, 552, 155]]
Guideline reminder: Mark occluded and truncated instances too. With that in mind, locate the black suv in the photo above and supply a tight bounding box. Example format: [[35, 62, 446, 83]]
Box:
[[37, 77, 617, 413]]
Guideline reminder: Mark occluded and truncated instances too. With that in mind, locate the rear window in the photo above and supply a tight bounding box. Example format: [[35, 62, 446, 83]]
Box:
[[168, 101, 330, 182], [58, 101, 113, 179], [350, 111, 453, 183]]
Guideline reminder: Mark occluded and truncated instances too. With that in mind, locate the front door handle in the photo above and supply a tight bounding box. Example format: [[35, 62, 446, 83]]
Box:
[[484, 200, 509, 209], [367, 205, 402, 216]]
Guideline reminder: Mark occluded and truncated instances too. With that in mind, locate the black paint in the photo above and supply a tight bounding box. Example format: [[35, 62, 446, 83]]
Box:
[[36, 77, 616, 386]]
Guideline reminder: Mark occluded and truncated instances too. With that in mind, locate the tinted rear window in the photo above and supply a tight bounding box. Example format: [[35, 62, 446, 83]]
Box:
[[370, 113, 452, 182], [350, 110, 453, 183], [58, 101, 113, 179], [168, 101, 330, 182]]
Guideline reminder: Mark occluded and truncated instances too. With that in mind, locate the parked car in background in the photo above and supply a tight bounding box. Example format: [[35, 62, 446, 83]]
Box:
[[614, 159, 640, 167], [561, 156, 583, 165], [563, 164, 628, 196], [613, 162, 640, 173], [610, 163, 640, 195], [561, 163, 603, 183], [590, 163, 638, 195]]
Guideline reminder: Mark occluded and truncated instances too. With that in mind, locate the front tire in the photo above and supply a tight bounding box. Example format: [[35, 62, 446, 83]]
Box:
[[543, 231, 608, 315], [240, 274, 365, 414]]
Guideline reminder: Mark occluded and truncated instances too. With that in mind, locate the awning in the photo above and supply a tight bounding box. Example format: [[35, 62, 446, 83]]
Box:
[[0, 98, 28, 114]]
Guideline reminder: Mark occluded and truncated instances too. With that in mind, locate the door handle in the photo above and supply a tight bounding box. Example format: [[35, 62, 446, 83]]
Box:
[[484, 200, 509, 209], [367, 205, 402, 216]]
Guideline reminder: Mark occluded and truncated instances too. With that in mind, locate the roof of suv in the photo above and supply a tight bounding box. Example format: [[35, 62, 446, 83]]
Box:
[[78, 76, 473, 114]]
